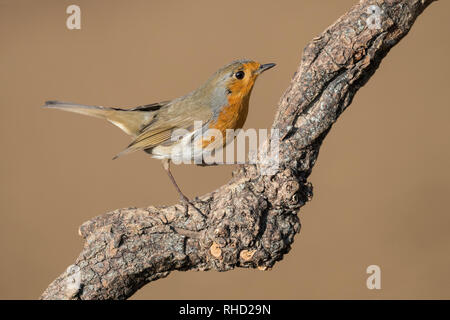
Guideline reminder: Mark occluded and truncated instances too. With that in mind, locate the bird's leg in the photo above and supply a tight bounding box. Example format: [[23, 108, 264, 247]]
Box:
[[162, 159, 205, 218], [162, 159, 190, 203]]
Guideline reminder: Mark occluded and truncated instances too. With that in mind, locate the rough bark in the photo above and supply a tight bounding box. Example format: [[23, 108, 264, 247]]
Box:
[[41, 0, 436, 300]]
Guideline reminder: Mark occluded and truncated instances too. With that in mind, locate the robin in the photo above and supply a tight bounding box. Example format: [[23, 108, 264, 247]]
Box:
[[44, 59, 275, 209]]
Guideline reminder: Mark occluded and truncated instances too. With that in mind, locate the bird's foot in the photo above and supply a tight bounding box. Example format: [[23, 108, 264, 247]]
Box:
[[179, 195, 206, 219]]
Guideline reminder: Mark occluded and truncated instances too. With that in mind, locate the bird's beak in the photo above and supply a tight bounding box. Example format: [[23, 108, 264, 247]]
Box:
[[257, 63, 276, 74]]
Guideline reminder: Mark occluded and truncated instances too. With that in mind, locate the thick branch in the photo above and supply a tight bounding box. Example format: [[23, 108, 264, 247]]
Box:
[[41, 0, 436, 300]]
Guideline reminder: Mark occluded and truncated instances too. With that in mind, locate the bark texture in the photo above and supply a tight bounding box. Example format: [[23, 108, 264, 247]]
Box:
[[41, 0, 436, 300]]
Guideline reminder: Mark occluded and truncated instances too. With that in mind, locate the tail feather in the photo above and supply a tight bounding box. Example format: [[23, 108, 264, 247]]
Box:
[[43, 100, 156, 137], [43, 101, 109, 119]]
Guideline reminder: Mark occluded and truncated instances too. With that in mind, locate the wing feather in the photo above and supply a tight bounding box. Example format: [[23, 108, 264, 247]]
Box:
[[113, 100, 214, 159]]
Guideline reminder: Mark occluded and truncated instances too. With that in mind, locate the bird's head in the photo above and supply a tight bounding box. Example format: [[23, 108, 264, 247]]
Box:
[[214, 60, 276, 98], [199, 59, 276, 107]]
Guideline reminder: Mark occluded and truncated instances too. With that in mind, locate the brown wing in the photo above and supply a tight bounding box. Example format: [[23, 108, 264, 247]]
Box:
[[113, 100, 213, 159]]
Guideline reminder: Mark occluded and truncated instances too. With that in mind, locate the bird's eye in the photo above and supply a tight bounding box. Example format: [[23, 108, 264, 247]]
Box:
[[235, 71, 245, 80]]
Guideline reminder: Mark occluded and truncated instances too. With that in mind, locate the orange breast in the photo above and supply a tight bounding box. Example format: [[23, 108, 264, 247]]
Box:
[[202, 92, 250, 148], [214, 93, 250, 131]]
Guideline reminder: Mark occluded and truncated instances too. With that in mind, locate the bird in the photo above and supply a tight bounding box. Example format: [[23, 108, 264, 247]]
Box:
[[43, 59, 276, 210]]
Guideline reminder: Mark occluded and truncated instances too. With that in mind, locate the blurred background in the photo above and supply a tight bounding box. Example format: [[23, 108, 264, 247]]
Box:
[[0, 0, 449, 299]]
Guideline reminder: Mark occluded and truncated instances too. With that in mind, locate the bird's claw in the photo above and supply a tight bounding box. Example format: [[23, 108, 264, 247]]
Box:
[[180, 196, 206, 219]]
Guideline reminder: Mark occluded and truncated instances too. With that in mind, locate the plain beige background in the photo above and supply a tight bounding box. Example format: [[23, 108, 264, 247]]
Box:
[[0, 0, 449, 299]]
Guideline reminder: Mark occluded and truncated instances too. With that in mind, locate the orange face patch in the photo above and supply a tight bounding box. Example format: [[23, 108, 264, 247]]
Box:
[[226, 62, 261, 99], [202, 62, 262, 149]]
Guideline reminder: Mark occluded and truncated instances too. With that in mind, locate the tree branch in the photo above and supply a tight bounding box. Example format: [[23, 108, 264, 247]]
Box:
[[41, 0, 437, 300]]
